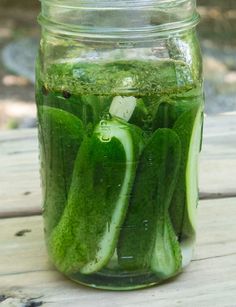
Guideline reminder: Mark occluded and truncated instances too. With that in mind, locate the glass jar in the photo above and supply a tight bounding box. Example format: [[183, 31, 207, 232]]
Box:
[[36, 0, 204, 290]]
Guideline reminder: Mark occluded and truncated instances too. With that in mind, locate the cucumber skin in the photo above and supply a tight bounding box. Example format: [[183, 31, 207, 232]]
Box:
[[49, 118, 144, 274], [118, 128, 182, 274], [151, 214, 182, 277], [38, 106, 84, 235], [170, 105, 201, 239], [153, 96, 201, 131]]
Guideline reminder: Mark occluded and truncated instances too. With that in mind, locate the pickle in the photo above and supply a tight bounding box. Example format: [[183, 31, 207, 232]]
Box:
[[153, 95, 201, 130], [38, 106, 84, 234], [49, 118, 144, 274], [118, 128, 182, 275], [36, 58, 204, 284], [170, 105, 202, 239]]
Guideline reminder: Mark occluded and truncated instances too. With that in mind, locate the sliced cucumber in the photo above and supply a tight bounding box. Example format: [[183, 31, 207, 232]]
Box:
[[38, 106, 84, 235], [118, 128, 182, 275], [170, 105, 202, 239], [151, 214, 182, 277], [49, 118, 144, 274], [185, 107, 202, 233], [81, 119, 143, 274]]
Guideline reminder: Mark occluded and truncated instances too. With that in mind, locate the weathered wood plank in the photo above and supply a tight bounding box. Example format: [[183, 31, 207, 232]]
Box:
[[0, 129, 41, 217], [0, 128, 37, 142], [1, 257, 236, 307], [0, 114, 236, 217], [0, 198, 236, 306], [199, 114, 236, 196]]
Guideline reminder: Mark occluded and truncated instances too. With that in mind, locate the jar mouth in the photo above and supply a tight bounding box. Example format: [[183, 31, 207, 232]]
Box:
[[39, 0, 199, 41]]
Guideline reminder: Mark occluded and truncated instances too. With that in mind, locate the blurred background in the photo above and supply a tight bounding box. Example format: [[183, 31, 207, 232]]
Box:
[[0, 0, 235, 130]]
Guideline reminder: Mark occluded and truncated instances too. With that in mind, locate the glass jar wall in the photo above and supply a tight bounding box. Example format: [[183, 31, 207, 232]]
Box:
[[36, 0, 204, 290]]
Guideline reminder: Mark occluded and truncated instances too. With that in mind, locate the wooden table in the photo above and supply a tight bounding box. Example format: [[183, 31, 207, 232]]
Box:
[[0, 114, 236, 307]]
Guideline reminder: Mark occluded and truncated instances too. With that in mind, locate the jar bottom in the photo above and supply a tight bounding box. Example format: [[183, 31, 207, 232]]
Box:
[[55, 239, 195, 291], [68, 270, 179, 291]]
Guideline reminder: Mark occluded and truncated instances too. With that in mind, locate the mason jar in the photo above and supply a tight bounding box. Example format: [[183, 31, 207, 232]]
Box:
[[36, 0, 204, 290]]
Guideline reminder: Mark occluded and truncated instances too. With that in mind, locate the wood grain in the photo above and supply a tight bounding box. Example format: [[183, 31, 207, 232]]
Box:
[[0, 198, 236, 306], [200, 114, 236, 196], [0, 129, 41, 218]]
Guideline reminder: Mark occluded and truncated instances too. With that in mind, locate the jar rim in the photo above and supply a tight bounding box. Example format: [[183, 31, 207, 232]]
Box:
[[39, 0, 199, 41], [41, 0, 193, 9], [39, 12, 200, 41]]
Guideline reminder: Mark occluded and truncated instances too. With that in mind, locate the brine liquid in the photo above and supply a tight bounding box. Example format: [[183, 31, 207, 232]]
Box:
[[36, 59, 203, 290]]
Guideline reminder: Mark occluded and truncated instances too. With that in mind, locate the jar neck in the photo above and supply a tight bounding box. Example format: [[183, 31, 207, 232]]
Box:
[[39, 0, 199, 41]]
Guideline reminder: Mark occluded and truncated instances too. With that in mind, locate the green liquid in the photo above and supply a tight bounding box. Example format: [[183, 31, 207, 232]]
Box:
[[36, 59, 203, 290]]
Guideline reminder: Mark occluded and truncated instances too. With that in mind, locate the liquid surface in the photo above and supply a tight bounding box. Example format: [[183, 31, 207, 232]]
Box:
[[36, 59, 203, 289]]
